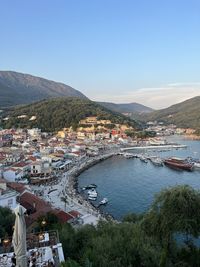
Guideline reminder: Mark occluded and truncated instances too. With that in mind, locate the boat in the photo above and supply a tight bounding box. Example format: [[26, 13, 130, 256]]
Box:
[[194, 162, 200, 169], [139, 155, 148, 163], [82, 184, 97, 190], [88, 188, 98, 198], [87, 188, 97, 194], [88, 192, 98, 198], [164, 157, 194, 171], [150, 157, 163, 166], [88, 196, 97, 201], [123, 153, 134, 159], [99, 198, 108, 205]]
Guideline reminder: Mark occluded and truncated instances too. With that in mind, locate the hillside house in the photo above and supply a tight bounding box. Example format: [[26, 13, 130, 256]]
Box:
[[0, 179, 19, 210]]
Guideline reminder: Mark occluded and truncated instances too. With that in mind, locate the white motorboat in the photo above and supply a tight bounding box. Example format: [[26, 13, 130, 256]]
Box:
[[87, 188, 97, 195], [194, 162, 200, 169], [89, 192, 97, 197], [150, 157, 163, 166], [123, 153, 134, 159], [99, 198, 108, 205], [88, 196, 97, 201], [140, 155, 148, 163]]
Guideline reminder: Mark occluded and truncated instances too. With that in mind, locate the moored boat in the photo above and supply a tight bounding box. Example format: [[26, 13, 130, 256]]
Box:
[[139, 155, 148, 163], [150, 157, 163, 166], [82, 184, 97, 190], [88, 196, 97, 201], [99, 198, 108, 205], [164, 157, 193, 171], [123, 153, 135, 159], [194, 162, 200, 169]]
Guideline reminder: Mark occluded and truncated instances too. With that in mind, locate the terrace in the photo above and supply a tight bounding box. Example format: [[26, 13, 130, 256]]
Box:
[[0, 230, 64, 266]]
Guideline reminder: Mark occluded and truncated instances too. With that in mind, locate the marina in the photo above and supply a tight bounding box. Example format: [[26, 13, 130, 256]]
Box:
[[78, 136, 200, 220]]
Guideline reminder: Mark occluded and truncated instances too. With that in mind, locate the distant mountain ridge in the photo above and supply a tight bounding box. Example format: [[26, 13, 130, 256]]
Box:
[[98, 102, 153, 114], [138, 96, 200, 129], [0, 71, 87, 107]]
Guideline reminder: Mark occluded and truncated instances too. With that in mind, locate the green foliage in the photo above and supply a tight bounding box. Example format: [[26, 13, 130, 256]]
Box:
[[143, 185, 200, 242], [142, 185, 200, 266], [125, 130, 156, 138], [36, 212, 59, 232], [122, 212, 144, 223], [50, 186, 200, 266], [137, 96, 200, 129], [2, 97, 139, 132], [0, 206, 15, 237]]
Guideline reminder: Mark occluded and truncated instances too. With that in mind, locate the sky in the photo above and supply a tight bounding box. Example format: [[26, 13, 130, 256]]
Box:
[[1, 0, 200, 109]]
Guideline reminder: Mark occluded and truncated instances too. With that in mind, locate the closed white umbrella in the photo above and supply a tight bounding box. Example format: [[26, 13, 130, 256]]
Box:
[[12, 205, 27, 267]]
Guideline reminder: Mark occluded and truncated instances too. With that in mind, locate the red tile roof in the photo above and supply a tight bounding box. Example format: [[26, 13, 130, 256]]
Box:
[[19, 192, 51, 211], [7, 182, 27, 193], [68, 210, 81, 218], [52, 210, 74, 223], [13, 161, 30, 168]]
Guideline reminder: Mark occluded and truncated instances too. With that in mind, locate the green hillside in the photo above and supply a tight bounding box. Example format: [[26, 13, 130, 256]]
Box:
[[1, 97, 140, 132], [137, 96, 200, 129]]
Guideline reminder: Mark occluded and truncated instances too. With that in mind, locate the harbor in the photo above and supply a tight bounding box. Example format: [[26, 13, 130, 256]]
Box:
[[78, 136, 200, 220]]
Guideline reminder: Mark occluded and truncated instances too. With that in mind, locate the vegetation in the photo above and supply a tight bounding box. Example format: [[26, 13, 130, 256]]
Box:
[[0, 206, 15, 237], [1, 97, 139, 132], [136, 96, 200, 130], [125, 129, 156, 138], [36, 185, 200, 267]]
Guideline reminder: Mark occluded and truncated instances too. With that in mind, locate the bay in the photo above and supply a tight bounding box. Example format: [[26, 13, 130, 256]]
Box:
[[78, 136, 200, 220]]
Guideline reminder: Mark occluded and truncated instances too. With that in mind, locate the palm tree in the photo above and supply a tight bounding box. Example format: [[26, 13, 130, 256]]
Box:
[[60, 196, 69, 211]]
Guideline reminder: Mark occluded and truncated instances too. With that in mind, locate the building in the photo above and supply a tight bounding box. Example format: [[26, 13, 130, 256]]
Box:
[[0, 179, 18, 210]]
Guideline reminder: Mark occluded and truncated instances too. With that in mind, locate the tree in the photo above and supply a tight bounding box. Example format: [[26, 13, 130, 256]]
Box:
[[142, 185, 200, 266], [0, 207, 15, 237], [61, 196, 69, 211]]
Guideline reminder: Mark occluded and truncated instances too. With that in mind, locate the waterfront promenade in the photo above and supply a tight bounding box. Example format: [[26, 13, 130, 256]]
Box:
[[30, 152, 117, 226]]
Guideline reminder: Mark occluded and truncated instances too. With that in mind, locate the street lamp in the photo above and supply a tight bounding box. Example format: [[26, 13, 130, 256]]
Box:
[[3, 238, 10, 252], [41, 219, 47, 228]]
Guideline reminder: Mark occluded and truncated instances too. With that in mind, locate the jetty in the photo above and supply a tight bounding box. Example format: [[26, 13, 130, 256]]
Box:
[[121, 144, 187, 151]]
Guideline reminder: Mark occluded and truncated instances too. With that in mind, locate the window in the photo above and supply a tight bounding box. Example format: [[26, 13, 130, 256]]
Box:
[[8, 198, 13, 208]]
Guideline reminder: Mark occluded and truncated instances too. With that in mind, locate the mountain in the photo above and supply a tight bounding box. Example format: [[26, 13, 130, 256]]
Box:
[[98, 102, 153, 114], [0, 71, 87, 107], [1, 97, 140, 132], [139, 96, 200, 129]]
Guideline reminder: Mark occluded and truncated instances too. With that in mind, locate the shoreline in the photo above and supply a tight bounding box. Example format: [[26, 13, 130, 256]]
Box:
[[64, 152, 118, 222]]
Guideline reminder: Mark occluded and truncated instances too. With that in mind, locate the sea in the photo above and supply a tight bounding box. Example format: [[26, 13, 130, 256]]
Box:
[[78, 136, 200, 220]]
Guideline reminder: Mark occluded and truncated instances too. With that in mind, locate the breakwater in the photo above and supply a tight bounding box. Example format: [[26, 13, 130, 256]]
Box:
[[121, 144, 187, 151]]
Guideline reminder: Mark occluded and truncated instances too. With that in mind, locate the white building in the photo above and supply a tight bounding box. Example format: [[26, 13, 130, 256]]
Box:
[[3, 168, 23, 182], [0, 179, 18, 210]]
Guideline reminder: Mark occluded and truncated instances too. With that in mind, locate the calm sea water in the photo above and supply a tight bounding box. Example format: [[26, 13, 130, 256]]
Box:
[[78, 136, 200, 220]]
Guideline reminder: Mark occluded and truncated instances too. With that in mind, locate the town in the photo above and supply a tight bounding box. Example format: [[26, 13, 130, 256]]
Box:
[[0, 116, 198, 266]]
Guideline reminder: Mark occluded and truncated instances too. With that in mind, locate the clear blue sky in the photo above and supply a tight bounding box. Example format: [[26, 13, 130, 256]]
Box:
[[1, 0, 200, 108]]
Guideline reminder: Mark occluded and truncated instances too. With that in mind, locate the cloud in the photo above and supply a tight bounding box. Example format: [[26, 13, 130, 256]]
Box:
[[91, 83, 200, 109]]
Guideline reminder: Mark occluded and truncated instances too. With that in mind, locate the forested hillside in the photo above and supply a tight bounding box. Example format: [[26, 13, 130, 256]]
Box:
[[137, 96, 200, 129], [1, 97, 139, 132]]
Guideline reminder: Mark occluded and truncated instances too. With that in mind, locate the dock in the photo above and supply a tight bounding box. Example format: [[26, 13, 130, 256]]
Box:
[[121, 144, 187, 151]]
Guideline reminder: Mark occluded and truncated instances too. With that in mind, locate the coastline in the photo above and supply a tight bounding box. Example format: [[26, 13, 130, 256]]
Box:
[[64, 152, 118, 222]]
